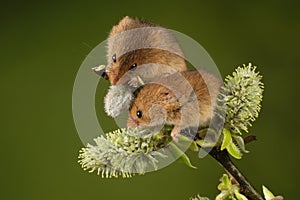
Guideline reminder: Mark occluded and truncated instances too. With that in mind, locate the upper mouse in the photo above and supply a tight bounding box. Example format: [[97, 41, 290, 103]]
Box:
[[104, 16, 187, 85]]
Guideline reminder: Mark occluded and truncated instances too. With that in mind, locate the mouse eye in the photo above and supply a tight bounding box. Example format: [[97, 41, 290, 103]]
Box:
[[112, 54, 117, 63], [129, 63, 137, 71], [136, 110, 142, 118]]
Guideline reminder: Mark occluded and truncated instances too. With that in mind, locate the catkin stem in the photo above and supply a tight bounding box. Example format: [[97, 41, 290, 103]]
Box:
[[207, 147, 264, 200]]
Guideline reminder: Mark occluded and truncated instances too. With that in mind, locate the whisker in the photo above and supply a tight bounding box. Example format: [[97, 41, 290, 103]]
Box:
[[82, 42, 93, 49]]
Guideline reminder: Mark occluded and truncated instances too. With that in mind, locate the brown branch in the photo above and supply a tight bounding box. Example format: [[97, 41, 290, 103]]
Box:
[[244, 135, 257, 144], [207, 147, 264, 200]]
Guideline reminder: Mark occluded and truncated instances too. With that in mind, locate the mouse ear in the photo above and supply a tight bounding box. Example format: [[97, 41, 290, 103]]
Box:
[[110, 16, 136, 35], [118, 16, 135, 26], [158, 87, 178, 104]]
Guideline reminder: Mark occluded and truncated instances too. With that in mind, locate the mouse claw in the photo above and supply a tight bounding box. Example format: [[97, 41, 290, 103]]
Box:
[[171, 126, 181, 142], [128, 76, 145, 87], [128, 77, 140, 88], [137, 76, 145, 85]]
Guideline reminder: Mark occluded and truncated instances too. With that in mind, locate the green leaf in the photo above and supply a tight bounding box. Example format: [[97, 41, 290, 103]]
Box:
[[170, 143, 197, 169], [217, 182, 227, 191], [190, 194, 210, 200], [222, 174, 232, 188], [198, 197, 210, 200], [196, 139, 218, 148], [233, 135, 249, 153], [189, 141, 199, 151], [216, 191, 230, 200], [198, 128, 209, 138], [176, 134, 193, 142], [221, 129, 232, 150], [226, 142, 242, 159], [176, 134, 200, 152], [178, 152, 197, 169], [217, 174, 248, 200], [262, 185, 275, 200], [218, 174, 232, 190], [235, 191, 248, 200]]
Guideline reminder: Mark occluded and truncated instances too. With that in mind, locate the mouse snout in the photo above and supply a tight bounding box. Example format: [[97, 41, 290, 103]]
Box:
[[106, 66, 120, 85], [108, 73, 119, 85], [101, 71, 109, 80], [127, 115, 140, 128]]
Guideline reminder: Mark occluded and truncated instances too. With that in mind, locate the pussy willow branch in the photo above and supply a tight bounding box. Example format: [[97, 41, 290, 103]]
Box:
[[205, 147, 264, 200]]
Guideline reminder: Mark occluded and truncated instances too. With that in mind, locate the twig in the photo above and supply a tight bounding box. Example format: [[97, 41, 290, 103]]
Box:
[[206, 147, 264, 200], [244, 135, 257, 144]]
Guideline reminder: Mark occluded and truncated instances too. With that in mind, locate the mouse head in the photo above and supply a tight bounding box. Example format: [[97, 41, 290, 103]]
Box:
[[127, 83, 181, 129], [104, 16, 187, 85], [105, 16, 153, 84]]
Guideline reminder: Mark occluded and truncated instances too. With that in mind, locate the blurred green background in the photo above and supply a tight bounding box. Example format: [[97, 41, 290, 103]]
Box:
[[1, 0, 299, 199]]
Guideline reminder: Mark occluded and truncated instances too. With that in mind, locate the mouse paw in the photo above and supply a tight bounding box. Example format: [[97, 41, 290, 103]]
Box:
[[171, 126, 181, 142], [128, 76, 145, 88], [128, 77, 139, 88]]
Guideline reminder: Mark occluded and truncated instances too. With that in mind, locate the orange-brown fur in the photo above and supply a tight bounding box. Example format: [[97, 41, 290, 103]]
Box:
[[109, 16, 156, 37], [106, 16, 187, 85], [127, 70, 222, 131]]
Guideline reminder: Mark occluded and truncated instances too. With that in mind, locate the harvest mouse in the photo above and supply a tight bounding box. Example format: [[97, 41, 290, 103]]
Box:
[[127, 70, 222, 139], [96, 16, 187, 86]]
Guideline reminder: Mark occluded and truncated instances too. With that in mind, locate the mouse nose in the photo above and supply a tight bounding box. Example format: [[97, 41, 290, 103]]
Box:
[[101, 71, 109, 80]]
